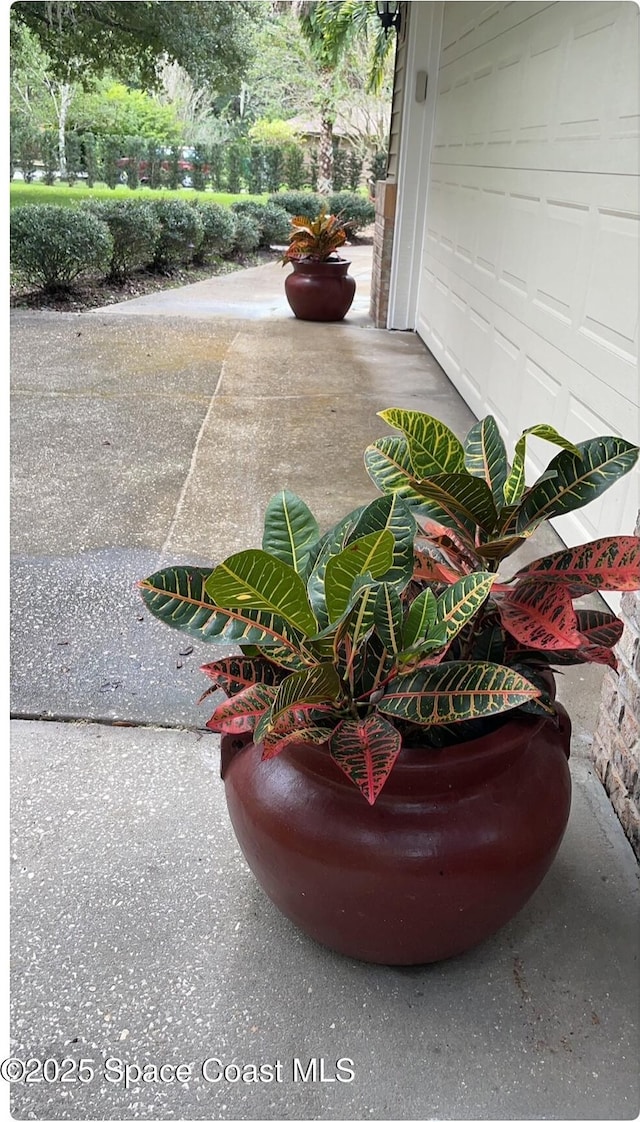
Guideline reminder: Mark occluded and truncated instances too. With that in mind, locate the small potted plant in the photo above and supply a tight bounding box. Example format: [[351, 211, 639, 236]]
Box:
[[138, 409, 639, 965], [281, 207, 355, 322]]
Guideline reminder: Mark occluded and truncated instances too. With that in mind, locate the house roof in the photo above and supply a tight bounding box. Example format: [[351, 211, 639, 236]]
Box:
[[287, 105, 390, 141]]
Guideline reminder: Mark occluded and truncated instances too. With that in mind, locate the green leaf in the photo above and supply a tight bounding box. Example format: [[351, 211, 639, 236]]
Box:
[[373, 584, 403, 656], [509, 437, 639, 534], [503, 424, 583, 505], [206, 549, 318, 637], [330, 716, 402, 804], [436, 572, 496, 645], [262, 490, 320, 579], [138, 567, 304, 650], [267, 663, 345, 729], [379, 408, 466, 478], [415, 473, 498, 536], [307, 506, 366, 629], [476, 534, 531, 562], [350, 494, 417, 589], [364, 436, 427, 508], [464, 416, 508, 508], [324, 529, 394, 622], [402, 588, 437, 649], [378, 662, 540, 725]]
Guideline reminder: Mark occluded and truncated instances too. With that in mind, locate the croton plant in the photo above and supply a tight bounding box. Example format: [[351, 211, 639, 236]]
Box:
[[282, 208, 348, 263], [139, 409, 640, 805]]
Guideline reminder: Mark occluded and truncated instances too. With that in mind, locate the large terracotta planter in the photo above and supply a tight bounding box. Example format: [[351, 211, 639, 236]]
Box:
[[221, 706, 572, 965], [284, 258, 356, 322]]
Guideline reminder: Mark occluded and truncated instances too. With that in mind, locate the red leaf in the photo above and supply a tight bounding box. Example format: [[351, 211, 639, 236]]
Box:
[[512, 536, 640, 595], [545, 645, 619, 670], [206, 682, 278, 734], [413, 549, 463, 585], [496, 584, 582, 651], [575, 610, 624, 648], [200, 656, 283, 697], [417, 519, 478, 573], [329, 716, 402, 804], [260, 705, 334, 759]]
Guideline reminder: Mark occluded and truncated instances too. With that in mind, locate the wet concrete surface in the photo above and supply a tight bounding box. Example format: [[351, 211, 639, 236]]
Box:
[[9, 249, 640, 1121], [10, 720, 640, 1122]]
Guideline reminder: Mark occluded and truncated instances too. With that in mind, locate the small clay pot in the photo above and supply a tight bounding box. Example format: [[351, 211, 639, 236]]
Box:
[[284, 258, 356, 322], [221, 708, 572, 965]]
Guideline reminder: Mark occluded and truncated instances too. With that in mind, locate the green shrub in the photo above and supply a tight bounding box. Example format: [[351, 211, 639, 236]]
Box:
[[81, 198, 160, 280], [192, 202, 237, 262], [284, 145, 306, 191], [10, 204, 113, 291], [151, 199, 203, 270], [327, 191, 375, 236], [258, 203, 291, 247], [226, 144, 244, 194], [347, 151, 363, 192], [233, 213, 261, 254], [231, 201, 290, 248], [268, 190, 322, 220]]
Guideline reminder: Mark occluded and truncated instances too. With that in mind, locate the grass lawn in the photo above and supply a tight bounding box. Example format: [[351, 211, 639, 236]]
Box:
[[10, 181, 269, 209]]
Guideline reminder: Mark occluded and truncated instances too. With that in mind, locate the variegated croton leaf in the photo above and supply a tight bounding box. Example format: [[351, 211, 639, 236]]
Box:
[[199, 656, 285, 703], [495, 583, 582, 652], [378, 662, 540, 725], [261, 707, 333, 760], [206, 682, 279, 735], [262, 490, 320, 580], [138, 566, 308, 652], [511, 536, 640, 595], [329, 715, 402, 805]]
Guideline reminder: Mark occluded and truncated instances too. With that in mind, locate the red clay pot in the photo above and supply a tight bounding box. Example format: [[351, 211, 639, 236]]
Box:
[[221, 707, 572, 965], [284, 258, 356, 322]]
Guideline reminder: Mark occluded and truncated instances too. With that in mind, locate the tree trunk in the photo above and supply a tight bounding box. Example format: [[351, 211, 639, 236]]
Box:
[[317, 115, 334, 196], [57, 81, 72, 176]]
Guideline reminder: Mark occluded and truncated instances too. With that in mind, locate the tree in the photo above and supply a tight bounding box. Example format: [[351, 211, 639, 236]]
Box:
[[10, 20, 76, 176], [294, 1, 393, 194], [68, 81, 181, 144], [11, 2, 261, 92]]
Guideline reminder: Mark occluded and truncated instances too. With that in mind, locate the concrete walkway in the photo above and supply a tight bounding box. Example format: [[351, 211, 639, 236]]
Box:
[[9, 248, 640, 1121]]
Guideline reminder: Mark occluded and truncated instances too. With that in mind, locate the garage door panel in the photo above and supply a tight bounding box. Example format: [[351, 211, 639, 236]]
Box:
[[417, 255, 637, 448], [434, 2, 639, 174], [424, 168, 638, 403]]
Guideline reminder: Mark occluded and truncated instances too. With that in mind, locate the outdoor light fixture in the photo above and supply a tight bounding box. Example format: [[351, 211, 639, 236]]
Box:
[[375, 0, 401, 34]]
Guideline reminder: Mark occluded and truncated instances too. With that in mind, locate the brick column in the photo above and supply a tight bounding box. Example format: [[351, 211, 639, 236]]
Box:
[[369, 181, 397, 328], [591, 512, 640, 858]]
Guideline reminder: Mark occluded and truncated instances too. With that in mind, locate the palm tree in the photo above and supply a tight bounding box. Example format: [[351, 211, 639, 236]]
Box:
[[294, 0, 394, 194]]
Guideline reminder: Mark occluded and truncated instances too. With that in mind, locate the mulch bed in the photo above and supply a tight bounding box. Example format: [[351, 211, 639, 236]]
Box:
[[10, 231, 374, 314], [9, 249, 282, 314]]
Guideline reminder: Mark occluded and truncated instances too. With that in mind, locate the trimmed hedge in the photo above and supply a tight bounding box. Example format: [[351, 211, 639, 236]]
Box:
[[150, 198, 203, 270], [269, 190, 374, 235], [81, 198, 160, 280], [192, 201, 237, 262], [268, 191, 323, 220], [327, 192, 375, 235], [231, 201, 290, 247], [233, 213, 261, 254], [10, 204, 113, 292]]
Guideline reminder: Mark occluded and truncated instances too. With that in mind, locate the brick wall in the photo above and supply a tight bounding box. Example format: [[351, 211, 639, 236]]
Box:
[[591, 512, 640, 858], [370, 181, 397, 328]]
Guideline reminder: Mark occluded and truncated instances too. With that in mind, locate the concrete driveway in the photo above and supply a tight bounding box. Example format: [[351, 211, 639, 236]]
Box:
[[9, 249, 640, 1121]]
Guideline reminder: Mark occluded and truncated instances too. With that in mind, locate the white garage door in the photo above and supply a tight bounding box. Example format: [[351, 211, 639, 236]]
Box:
[[415, 1, 639, 547]]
